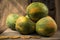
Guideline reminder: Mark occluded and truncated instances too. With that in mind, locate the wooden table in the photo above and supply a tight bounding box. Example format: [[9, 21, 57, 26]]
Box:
[[0, 28, 60, 40]]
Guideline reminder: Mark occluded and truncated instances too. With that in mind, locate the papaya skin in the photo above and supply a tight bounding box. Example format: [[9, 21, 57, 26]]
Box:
[[36, 16, 57, 37], [26, 2, 48, 22], [16, 16, 35, 35], [6, 14, 19, 30]]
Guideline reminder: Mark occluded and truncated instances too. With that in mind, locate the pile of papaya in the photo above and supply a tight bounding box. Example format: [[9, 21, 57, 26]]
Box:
[[6, 2, 57, 37]]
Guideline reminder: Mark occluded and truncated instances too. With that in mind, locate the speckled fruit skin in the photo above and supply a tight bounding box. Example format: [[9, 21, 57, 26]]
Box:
[[36, 16, 57, 37], [6, 14, 19, 30], [26, 2, 48, 22], [16, 16, 35, 35]]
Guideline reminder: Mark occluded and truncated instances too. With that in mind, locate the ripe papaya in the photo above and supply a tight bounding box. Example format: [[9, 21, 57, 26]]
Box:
[[36, 16, 57, 37], [16, 16, 35, 34], [26, 2, 48, 22]]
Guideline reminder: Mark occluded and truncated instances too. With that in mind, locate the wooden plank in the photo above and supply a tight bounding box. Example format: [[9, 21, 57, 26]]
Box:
[[55, 0, 60, 30]]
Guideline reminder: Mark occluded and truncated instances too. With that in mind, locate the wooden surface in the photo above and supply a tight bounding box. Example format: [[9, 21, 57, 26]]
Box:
[[0, 28, 60, 40]]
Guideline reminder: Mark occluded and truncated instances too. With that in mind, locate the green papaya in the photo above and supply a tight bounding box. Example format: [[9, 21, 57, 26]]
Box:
[[16, 16, 35, 34], [6, 14, 19, 30], [26, 2, 48, 22], [36, 16, 57, 37]]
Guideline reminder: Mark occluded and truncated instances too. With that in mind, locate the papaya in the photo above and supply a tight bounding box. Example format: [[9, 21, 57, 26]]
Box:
[[26, 2, 48, 22], [36, 16, 57, 37], [16, 16, 35, 34], [6, 14, 19, 30]]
